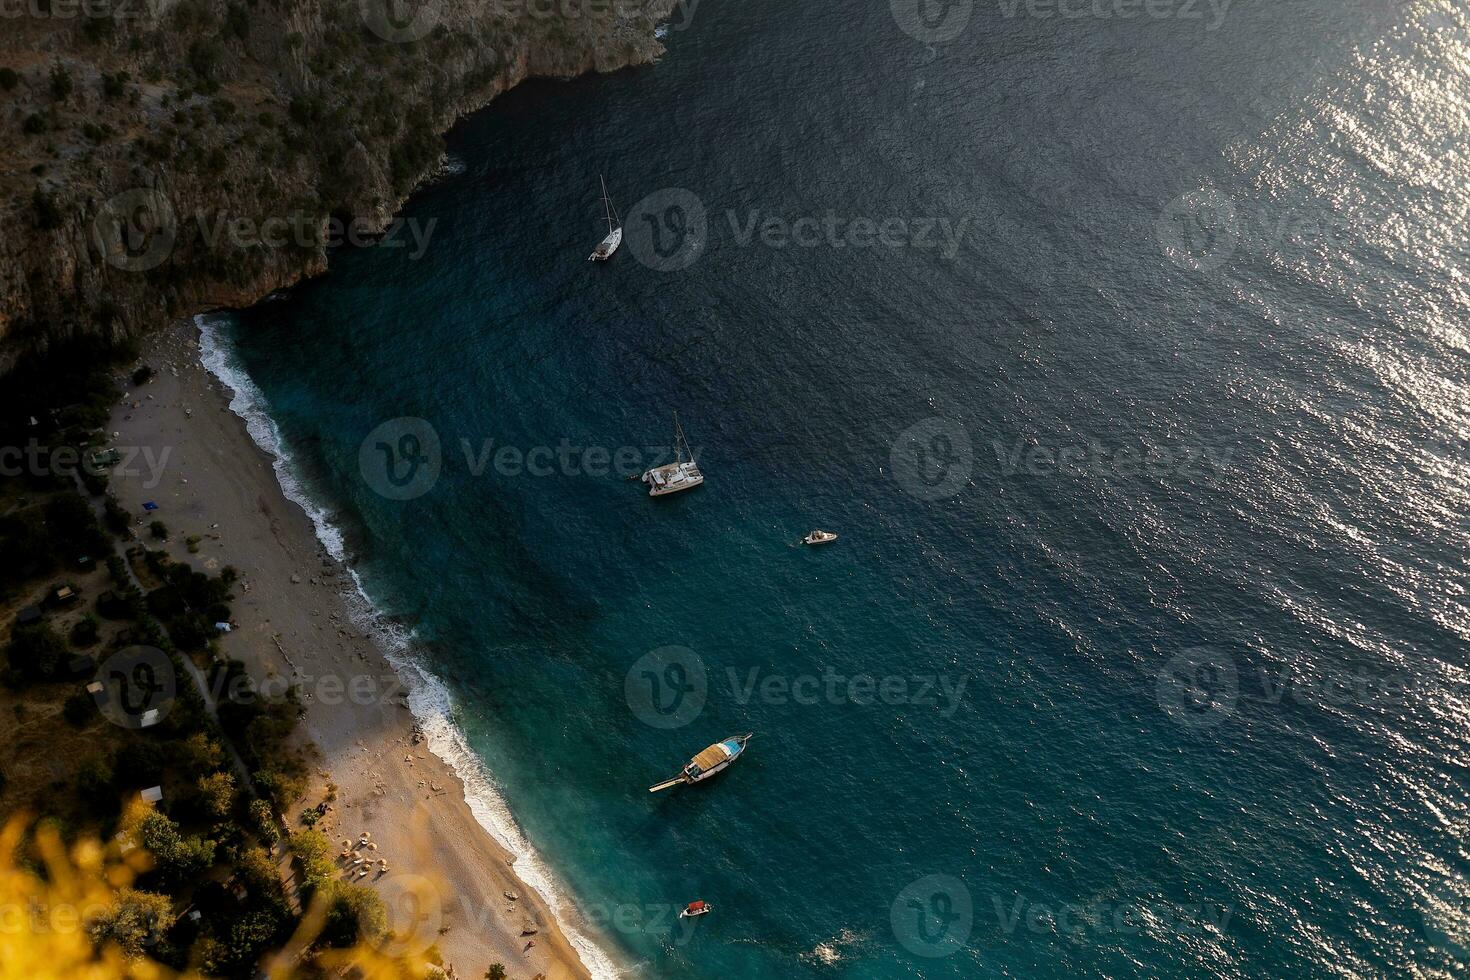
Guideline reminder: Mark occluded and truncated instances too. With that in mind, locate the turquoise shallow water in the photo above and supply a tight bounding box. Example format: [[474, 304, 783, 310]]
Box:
[[217, 2, 1470, 977]]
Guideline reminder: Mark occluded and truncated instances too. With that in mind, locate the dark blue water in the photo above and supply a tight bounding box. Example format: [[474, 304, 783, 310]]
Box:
[[217, 1, 1470, 976]]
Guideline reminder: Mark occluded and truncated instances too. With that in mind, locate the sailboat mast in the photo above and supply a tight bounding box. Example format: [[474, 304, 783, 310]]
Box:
[[673, 412, 689, 464], [600, 174, 615, 233]]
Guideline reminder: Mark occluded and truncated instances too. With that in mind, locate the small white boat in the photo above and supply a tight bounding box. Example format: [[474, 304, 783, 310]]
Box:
[[649, 733, 752, 792], [589, 175, 622, 261], [642, 412, 704, 497], [802, 530, 838, 546], [679, 900, 712, 919]]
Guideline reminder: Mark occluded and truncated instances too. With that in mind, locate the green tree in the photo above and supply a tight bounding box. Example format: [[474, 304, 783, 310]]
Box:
[[317, 880, 388, 948], [288, 828, 335, 890], [137, 810, 216, 885], [195, 771, 236, 818], [248, 799, 279, 844], [87, 888, 174, 958]]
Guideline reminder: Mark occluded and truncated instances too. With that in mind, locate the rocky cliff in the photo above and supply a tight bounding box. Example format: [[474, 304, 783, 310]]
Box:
[[0, 0, 676, 372]]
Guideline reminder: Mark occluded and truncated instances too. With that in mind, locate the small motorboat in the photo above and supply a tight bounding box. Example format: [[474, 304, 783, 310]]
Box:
[[802, 530, 838, 545], [679, 900, 712, 919]]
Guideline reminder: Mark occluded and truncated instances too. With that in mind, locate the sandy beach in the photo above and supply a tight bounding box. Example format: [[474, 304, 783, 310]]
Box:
[[104, 318, 593, 980]]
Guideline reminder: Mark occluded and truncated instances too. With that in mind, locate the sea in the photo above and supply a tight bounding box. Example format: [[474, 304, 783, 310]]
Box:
[[198, 1, 1470, 977]]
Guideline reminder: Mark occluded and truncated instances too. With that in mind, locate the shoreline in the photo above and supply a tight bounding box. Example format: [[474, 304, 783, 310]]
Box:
[[105, 317, 621, 979]]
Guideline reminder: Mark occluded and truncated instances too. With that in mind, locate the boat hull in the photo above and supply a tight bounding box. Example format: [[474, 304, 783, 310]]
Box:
[[643, 460, 704, 496], [590, 227, 623, 261]]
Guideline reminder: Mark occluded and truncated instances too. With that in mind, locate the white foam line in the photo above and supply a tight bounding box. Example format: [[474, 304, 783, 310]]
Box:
[[196, 314, 346, 563], [194, 313, 630, 980]]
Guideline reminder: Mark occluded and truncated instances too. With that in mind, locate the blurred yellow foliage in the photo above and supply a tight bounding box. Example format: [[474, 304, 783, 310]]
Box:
[[0, 813, 440, 980]]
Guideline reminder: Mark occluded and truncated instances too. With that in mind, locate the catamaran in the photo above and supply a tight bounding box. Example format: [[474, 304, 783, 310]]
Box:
[[649, 733, 753, 793], [589, 174, 622, 262], [642, 413, 704, 496]]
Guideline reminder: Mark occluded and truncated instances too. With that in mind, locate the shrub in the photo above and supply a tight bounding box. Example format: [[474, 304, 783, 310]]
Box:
[[187, 39, 222, 83], [113, 738, 165, 787], [6, 623, 68, 681], [81, 14, 115, 44], [131, 365, 154, 386], [0, 68, 18, 91], [80, 467, 109, 496], [149, 521, 168, 540], [103, 496, 130, 535], [32, 187, 62, 229], [63, 690, 95, 727], [102, 70, 129, 100], [70, 614, 100, 646], [76, 754, 116, 814], [22, 113, 45, 135], [224, 2, 249, 39], [48, 63, 72, 102]]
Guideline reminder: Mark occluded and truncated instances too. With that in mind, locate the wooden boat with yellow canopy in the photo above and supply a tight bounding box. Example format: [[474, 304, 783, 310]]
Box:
[[648, 734, 753, 793]]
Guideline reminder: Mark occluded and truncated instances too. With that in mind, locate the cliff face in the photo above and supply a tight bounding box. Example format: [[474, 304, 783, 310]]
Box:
[[0, 0, 676, 372]]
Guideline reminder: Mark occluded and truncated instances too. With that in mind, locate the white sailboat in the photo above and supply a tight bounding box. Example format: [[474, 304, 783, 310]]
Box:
[[589, 174, 622, 261], [642, 412, 704, 497]]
